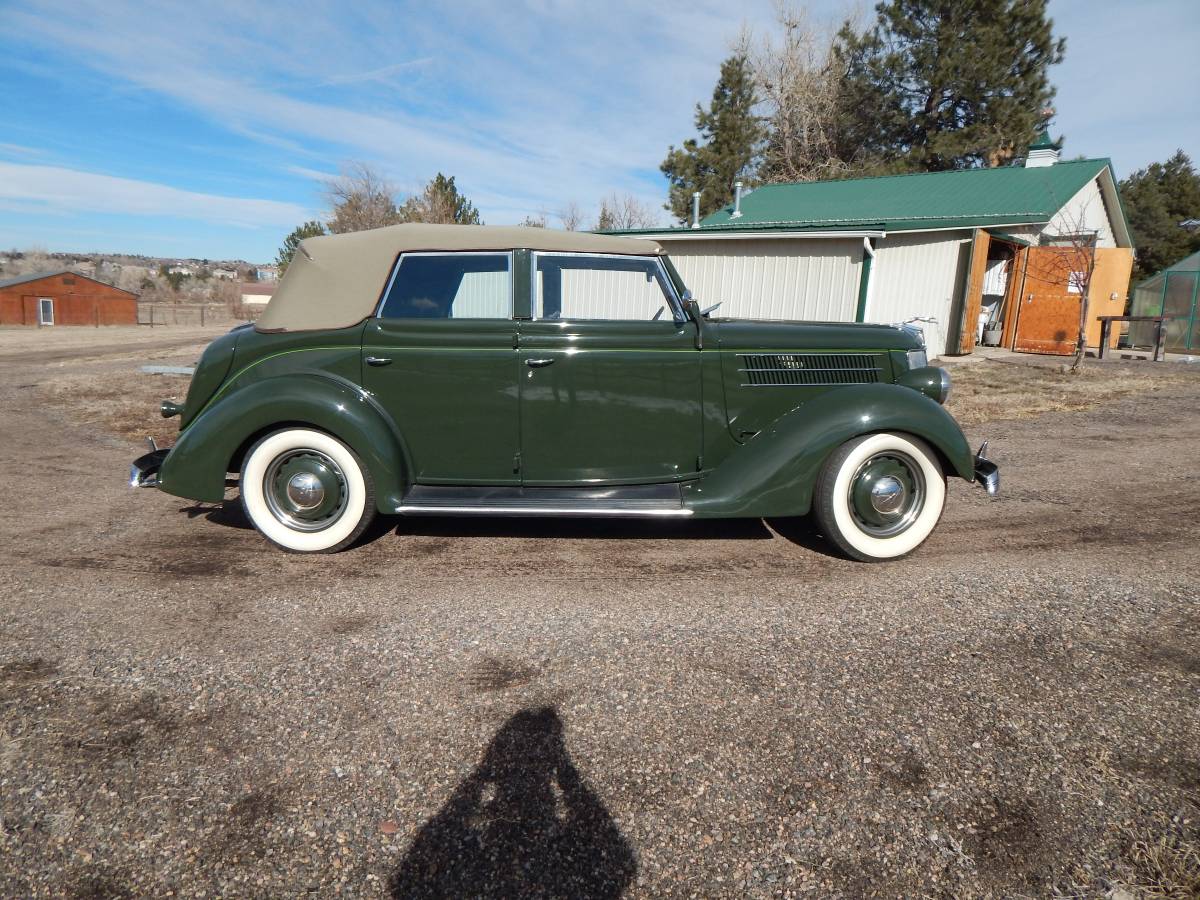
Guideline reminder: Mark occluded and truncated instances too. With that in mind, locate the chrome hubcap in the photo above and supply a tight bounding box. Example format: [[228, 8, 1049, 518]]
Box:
[[286, 472, 325, 510], [263, 449, 348, 532], [848, 451, 925, 537], [869, 476, 906, 514]]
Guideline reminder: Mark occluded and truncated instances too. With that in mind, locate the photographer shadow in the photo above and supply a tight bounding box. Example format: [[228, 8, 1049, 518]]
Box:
[[389, 707, 636, 899]]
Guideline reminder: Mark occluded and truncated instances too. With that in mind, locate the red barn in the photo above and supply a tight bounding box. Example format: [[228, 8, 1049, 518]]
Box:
[[0, 269, 139, 326]]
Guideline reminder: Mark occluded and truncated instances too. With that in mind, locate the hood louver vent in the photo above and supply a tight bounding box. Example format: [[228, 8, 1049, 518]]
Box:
[[737, 353, 884, 386]]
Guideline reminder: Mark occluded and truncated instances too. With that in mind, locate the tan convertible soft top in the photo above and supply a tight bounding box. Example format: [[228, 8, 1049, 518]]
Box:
[[256, 223, 664, 332]]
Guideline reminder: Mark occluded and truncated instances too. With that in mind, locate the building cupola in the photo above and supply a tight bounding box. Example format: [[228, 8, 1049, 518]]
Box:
[[1024, 128, 1062, 168]]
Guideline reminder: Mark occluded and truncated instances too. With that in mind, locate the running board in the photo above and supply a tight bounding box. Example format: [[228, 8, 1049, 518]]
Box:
[[396, 483, 692, 517]]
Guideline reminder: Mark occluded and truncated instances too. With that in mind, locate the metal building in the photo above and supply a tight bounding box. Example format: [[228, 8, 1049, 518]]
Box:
[[618, 135, 1135, 358]]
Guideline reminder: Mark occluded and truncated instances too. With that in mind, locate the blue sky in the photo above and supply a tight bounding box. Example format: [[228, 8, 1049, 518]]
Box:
[[1, 0, 1196, 263]]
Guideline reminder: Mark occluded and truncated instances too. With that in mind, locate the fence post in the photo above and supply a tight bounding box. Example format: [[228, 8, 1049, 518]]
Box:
[[201, 306, 205, 327]]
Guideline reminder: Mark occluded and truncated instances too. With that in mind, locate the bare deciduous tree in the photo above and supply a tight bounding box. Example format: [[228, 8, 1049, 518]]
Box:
[[324, 162, 401, 233], [594, 193, 659, 231], [520, 211, 548, 228], [558, 201, 584, 232], [753, 5, 855, 183], [1032, 200, 1104, 371]]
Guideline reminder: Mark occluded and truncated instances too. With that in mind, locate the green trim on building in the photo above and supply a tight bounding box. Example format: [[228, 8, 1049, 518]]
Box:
[[855, 246, 873, 323]]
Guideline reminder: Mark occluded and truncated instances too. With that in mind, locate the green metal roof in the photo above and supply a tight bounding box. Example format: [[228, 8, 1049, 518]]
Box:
[[619, 158, 1115, 236]]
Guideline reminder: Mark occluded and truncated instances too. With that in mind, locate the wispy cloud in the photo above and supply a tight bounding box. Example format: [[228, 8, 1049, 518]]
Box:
[[319, 58, 435, 87], [0, 162, 310, 228], [1, 0, 782, 226], [0, 142, 44, 157]]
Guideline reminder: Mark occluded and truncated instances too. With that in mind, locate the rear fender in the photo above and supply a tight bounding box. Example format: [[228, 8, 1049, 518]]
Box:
[[157, 374, 408, 510], [683, 384, 974, 517]]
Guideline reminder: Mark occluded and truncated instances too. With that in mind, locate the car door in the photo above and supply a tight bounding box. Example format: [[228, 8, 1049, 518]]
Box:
[[518, 252, 702, 485], [362, 251, 520, 484]]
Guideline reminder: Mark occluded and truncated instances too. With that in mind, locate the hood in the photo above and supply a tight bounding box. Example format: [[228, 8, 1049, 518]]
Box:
[[712, 319, 923, 352]]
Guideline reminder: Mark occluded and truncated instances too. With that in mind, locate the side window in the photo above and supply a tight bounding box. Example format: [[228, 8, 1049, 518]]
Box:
[[380, 253, 511, 319], [535, 254, 675, 321]]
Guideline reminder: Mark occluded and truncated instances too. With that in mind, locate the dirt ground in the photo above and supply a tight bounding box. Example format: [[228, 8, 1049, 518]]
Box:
[[1, 326, 1198, 898]]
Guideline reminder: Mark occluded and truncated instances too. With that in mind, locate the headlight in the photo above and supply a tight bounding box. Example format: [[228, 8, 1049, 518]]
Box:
[[906, 348, 928, 370], [896, 366, 951, 404], [936, 367, 951, 404]]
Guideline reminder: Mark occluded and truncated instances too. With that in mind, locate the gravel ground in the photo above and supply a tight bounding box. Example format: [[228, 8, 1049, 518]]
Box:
[[1, 327, 1198, 898]]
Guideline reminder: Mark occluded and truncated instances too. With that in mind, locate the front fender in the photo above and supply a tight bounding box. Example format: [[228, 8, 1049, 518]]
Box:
[[683, 384, 975, 517], [157, 374, 408, 510]]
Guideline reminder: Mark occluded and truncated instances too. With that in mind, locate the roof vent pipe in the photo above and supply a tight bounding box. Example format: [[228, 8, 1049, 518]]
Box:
[[732, 181, 744, 218], [691, 191, 701, 229]]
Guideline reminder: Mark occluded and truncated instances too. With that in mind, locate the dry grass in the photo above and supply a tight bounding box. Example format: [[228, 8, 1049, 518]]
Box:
[[945, 358, 1200, 426], [1123, 829, 1200, 900], [37, 370, 188, 448], [1083, 825, 1200, 900]]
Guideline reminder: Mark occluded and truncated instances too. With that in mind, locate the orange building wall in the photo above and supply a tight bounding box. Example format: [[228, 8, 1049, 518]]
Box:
[[0, 273, 138, 325]]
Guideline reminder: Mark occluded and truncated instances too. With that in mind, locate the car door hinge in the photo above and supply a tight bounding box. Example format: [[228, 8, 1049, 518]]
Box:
[[512, 332, 519, 349], [513, 451, 521, 474]]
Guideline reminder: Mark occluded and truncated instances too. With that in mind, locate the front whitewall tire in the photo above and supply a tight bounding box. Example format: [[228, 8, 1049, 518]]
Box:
[[815, 432, 946, 561], [240, 428, 375, 553]]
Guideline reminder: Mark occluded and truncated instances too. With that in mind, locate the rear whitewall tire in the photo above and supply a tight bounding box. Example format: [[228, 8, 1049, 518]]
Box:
[[814, 432, 945, 562], [240, 428, 375, 553]]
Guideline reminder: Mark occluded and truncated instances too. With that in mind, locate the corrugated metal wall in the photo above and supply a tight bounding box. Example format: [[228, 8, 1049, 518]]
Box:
[[535, 269, 668, 319], [865, 232, 972, 357], [451, 270, 510, 318], [663, 238, 862, 322]]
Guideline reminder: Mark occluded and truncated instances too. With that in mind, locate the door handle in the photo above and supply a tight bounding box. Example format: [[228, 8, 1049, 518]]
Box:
[[365, 356, 393, 367], [525, 357, 556, 368]]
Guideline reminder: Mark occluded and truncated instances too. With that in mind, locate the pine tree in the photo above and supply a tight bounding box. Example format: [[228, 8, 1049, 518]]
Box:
[[1120, 151, 1200, 281], [835, 0, 1065, 172], [596, 198, 617, 231], [660, 53, 763, 223], [399, 173, 482, 225], [276, 221, 327, 274]]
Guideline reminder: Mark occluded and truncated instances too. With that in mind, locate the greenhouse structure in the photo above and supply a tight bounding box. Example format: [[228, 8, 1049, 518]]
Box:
[[1129, 250, 1200, 352]]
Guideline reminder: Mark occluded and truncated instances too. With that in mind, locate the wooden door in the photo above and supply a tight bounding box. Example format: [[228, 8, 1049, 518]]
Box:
[[955, 229, 991, 354], [1085, 248, 1134, 348], [1012, 247, 1081, 355]]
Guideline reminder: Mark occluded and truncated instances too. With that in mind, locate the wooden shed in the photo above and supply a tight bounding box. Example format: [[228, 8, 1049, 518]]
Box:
[[0, 269, 139, 326]]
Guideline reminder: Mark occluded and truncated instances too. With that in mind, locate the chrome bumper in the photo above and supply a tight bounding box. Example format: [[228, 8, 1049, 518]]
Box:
[[130, 448, 170, 489], [973, 441, 1000, 496]]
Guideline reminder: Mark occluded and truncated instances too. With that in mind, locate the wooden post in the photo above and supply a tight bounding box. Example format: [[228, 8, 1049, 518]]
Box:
[[1098, 318, 1110, 360], [1153, 319, 1166, 362]]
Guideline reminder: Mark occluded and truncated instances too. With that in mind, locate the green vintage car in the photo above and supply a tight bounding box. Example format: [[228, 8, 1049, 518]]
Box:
[[131, 224, 997, 560]]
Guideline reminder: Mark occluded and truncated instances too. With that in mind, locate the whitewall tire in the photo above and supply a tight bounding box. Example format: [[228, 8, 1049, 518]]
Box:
[[814, 432, 945, 562], [240, 428, 376, 553]]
